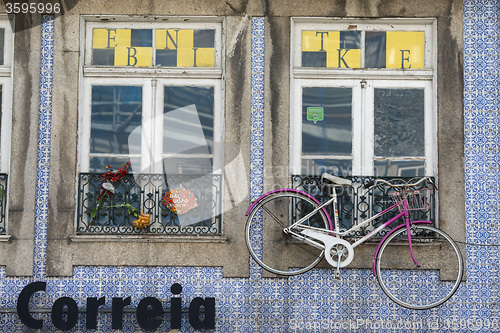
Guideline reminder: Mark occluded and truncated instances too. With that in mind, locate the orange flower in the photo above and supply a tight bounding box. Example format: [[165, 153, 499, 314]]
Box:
[[133, 212, 151, 229]]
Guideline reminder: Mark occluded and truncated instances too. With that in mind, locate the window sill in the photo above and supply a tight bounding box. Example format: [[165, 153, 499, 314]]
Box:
[[0, 235, 12, 242], [69, 234, 228, 243]]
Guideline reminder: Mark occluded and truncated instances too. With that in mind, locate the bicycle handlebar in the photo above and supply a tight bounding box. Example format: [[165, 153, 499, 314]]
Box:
[[363, 177, 437, 190]]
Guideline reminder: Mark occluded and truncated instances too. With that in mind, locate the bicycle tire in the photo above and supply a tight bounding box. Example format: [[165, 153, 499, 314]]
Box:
[[375, 224, 463, 310], [245, 191, 330, 276]]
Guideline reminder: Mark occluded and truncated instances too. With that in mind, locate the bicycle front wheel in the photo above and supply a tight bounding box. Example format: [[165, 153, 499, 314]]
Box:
[[245, 191, 330, 276], [375, 225, 463, 310]]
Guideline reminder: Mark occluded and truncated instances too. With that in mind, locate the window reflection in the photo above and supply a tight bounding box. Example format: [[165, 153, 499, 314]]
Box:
[[90, 86, 142, 164], [302, 87, 352, 156], [374, 160, 425, 177], [374, 88, 424, 157]]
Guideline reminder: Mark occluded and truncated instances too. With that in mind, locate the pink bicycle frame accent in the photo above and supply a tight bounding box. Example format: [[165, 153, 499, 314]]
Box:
[[246, 188, 434, 277], [372, 220, 433, 276], [245, 189, 334, 231]]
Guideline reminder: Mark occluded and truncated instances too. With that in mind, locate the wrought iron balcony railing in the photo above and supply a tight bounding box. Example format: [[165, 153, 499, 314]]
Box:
[[77, 173, 222, 235], [0, 173, 6, 234], [291, 175, 436, 237]]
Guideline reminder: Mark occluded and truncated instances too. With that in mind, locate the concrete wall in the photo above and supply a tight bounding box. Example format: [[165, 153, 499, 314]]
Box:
[[0, 0, 464, 279], [3, 0, 499, 332]]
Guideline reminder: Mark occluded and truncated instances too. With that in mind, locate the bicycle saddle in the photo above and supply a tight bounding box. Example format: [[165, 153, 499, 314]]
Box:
[[321, 173, 352, 186]]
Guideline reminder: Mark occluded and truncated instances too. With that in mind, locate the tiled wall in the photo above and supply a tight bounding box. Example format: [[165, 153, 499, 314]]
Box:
[[0, 2, 499, 331]]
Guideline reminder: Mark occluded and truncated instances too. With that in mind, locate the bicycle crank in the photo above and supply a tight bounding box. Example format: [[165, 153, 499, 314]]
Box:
[[300, 230, 354, 268]]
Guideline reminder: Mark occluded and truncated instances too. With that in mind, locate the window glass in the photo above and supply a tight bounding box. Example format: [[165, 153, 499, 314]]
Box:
[[374, 88, 424, 157], [374, 160, 425, 177], [0, 85, 2, 166], [90, 86, 142, 171], [156, 29, 215, 67], [301, 29, 425, 69], [302, 87, 352, 156], [92, 29, 153, 66], [302, 31, 361, 68], [162, 86, 215, 175], [302, 159, 352, 177], [0, 28, 4, 65], [91, 28, 216, 68]]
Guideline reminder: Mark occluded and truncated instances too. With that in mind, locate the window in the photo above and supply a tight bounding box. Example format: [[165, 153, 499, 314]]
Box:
[[290, 19, 436, 177], [78, 17, 224, 235], [0, 16, 13, 235]]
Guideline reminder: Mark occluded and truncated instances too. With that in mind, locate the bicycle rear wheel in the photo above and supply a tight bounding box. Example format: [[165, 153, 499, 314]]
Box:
[[245, 191, 330, 276], [375, 224, 463, 309]]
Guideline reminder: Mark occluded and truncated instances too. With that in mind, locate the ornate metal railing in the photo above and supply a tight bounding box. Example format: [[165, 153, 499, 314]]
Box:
[[0, 173, 7, 234], [77, 173, 222, 235], [291, 175, 436, 237]]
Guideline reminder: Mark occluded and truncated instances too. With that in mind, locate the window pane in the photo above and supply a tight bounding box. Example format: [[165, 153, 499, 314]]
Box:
[[385, 31, 424, 69], [366, 31, 425, 69], [0, 28, 4, 65], [302, 31, 361, 68], [374, 88, 424, 157], [163, 86, 214, 154], [90, 86, 142, 155], [156, 29, 215, 67], [89, 156, 140, 173], [302, 87, 352, 156], [301, 159, 352, 176], [162, 157, 213, 175], [0, 85, 2, 166], [374, 160, 425, 177], [92, 29, 153, 66], [365, 31, 386, 68]]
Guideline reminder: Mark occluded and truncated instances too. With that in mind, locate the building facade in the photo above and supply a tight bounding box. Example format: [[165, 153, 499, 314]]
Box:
[[0, 0, 496, 331]]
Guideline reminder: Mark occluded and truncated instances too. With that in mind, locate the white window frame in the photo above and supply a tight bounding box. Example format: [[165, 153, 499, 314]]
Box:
[[78, 16, 225, 174], [0, 15, 14, 174], [290, 18, 437, 177], [77, 16, 225, 236]]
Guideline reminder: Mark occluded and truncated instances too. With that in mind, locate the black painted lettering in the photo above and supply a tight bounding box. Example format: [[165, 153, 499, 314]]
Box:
[[112, 297, 131, 330], [188, 297, 215, 329], [171, 283, 182, 329], [137, 297, 163, 331], [193, 47, 198, 67], [315, 31, 329, 51], [166, 29, 179, 49], [127, 47, 138, 66], [107, 29, 117, 48], [338, 49, 351, 68], [400, 49, 411, 69], [51, 297, 78, 331], [86, 297, 105, 329], [17, 281, 46, 329]]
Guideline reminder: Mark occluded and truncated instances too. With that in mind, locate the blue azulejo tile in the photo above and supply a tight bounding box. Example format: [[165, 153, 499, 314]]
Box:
[[490, 93, 500, 111], [465, 149, 490, 168], [466, 130, 491, 149], [489, 110, 500, 130], [465, 167, 490, 187], [466, 111, 491, 131], [467, 223, 493, 244], [464, 0, 489, 18], [467, 54, 491, 73], [491, 5, 500, 21], [470, 93, 491, 111], [464, 35, 495, 55], [488, 18, 500, 38]]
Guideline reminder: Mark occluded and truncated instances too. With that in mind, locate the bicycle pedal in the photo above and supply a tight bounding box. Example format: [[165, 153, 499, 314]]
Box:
[[334, 270, 340, 279]]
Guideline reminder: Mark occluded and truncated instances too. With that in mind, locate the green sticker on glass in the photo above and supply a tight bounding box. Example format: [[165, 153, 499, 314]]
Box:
[[307, 107, 324, 123]]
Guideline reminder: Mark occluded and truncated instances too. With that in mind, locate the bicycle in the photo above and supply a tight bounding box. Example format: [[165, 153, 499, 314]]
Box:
[[245, 173, 463, 310]]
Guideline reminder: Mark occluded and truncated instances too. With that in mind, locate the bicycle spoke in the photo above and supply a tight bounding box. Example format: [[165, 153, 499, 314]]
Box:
[[262, 205, 287, 229], [245, 192, 328, 276]]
